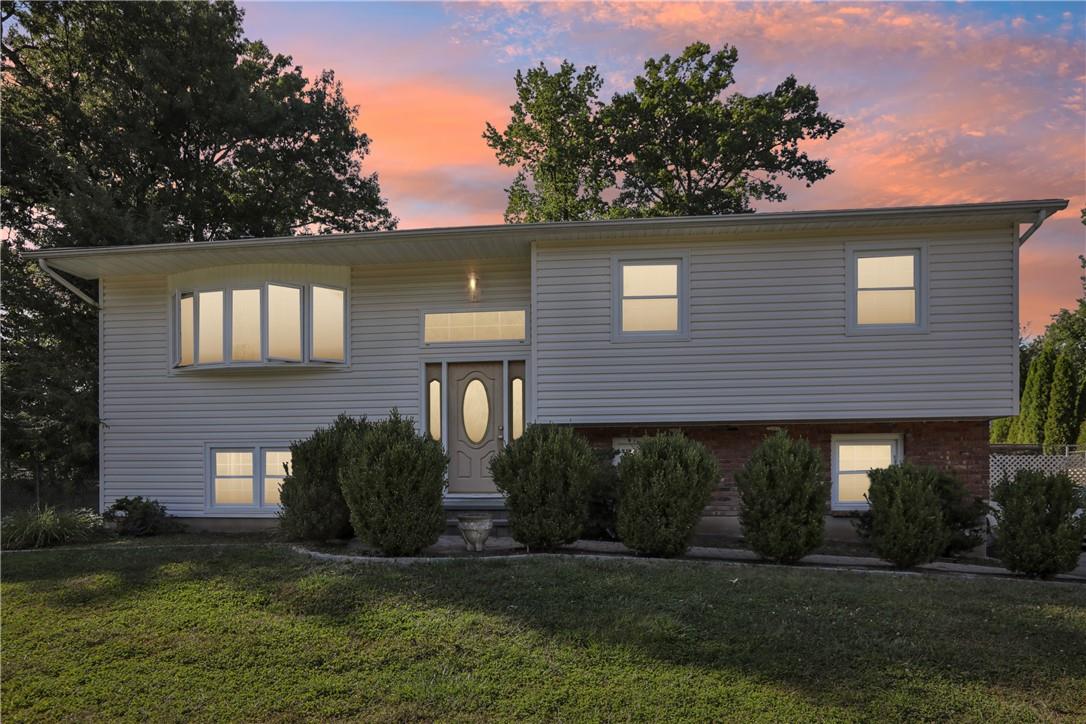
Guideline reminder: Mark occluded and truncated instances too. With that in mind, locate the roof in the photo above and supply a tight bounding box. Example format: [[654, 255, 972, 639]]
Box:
[[25, 199, 1069, 279]]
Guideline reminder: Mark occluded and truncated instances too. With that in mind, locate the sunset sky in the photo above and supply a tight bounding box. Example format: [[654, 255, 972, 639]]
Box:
[[241, 1, 1085, 334]]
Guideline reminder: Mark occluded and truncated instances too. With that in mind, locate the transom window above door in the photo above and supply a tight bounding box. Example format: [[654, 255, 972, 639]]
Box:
[[422, 310, 527, 344], [174, 283, 346, 368], [613, 255, 688, 339]]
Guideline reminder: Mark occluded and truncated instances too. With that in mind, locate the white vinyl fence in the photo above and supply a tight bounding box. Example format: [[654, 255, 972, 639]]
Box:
[[989, 447, 1086, 489]]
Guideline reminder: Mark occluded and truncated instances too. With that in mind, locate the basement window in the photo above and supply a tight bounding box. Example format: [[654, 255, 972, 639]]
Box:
[[210, 447, 291, 510], [831, 434, 903, 511]]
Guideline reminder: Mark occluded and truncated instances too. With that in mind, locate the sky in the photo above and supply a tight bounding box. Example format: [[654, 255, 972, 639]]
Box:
[[239, 1, 1085, 334]]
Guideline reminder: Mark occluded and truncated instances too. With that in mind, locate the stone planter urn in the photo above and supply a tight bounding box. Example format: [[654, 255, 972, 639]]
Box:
[[457, 513, 493, 552]]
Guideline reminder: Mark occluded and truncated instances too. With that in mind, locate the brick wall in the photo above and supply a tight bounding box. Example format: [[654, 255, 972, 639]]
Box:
[[575, 420, 990, 517]]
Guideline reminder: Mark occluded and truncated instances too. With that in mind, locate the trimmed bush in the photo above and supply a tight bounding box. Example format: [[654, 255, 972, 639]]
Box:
[[735, 430, 828, 563], [616, 433, 720, 557], [992, 470, 1086, 578], [104, 496, 178, 536], [1, 506, 110, 549], [279, 414, 368, 541], [583, 448, 620, 541], [855, 467, 985, 557], [865, 464, 949, 568], [339, 410, 447, 556], [490, 424, 597, 550]]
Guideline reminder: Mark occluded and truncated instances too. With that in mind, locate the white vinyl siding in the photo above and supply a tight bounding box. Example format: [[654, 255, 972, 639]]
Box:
[[534, 226, 1016, 423], [100, 258, 529, 517]]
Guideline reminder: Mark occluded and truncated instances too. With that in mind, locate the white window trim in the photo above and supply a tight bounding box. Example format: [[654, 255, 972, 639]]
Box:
[[308, 283, 350, 363], [418, 305, 531, 347], [830, 433, 904, 512], [206, 444, 291, 514], [845, 243, 928, 335], [611, 252, 690, 342]]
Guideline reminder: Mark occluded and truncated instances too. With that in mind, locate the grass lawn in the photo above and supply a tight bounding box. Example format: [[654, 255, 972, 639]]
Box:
[[2, 541, 1084, 722]]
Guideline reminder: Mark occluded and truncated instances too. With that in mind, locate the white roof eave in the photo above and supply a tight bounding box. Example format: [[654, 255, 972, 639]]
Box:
[[25, 198, 1069, 279]]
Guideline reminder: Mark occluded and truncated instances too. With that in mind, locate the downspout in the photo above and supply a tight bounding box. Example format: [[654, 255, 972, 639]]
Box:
[[1017, 209, 1056, 245], [37, 258, 99, 307]]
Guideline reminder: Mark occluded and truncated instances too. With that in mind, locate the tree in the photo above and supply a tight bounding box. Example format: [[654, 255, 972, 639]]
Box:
[[1043, 349, 1079, 452], [1009, 345, 1056, 445], [606, 42, 843, 217], [1, 0, 395, 501], [484, 61, 613, 223]]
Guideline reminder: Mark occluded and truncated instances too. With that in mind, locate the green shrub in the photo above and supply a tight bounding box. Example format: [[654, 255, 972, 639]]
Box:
[[279, 414, 368, 541], [865, 464, 950, 568], [735, 430, 828, 563], [339, 410, 447, 556], [104, 496, 178, 536], [992, 470, 1086, 578], [616, 433, 720, 557], [490, 424, 597, 550], [855, 468, 985, 557], [583, 448, 620, 541], [1, 506, 110, 549]]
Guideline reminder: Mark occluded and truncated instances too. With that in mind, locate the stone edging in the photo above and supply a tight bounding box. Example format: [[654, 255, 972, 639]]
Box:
[[291, 545, 1086, 584]]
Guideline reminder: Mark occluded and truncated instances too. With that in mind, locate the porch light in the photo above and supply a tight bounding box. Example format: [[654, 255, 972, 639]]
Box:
[[468, 272, 480, 302]]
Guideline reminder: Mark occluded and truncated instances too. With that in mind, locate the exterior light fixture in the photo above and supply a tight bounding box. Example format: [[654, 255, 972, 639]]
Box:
[[468, 272, 480, 302]]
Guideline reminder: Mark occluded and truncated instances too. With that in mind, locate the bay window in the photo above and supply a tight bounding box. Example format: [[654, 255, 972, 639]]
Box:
[[174, 282, 346, 368]]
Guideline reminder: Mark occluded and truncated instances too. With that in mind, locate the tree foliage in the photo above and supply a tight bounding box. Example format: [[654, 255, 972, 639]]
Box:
[[993, 251, 1086, 447], [607, 42, 844, 217], [483, 61, 613, 223], [485, 42, 843, 221], [1, 1, 394, 501]]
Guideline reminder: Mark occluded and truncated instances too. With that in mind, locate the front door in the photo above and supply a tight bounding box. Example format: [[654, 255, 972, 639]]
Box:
[[447, 362, 503, 494]]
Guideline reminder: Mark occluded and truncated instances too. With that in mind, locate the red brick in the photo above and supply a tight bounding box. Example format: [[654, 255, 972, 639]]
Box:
[[575, 420, 990, 517]]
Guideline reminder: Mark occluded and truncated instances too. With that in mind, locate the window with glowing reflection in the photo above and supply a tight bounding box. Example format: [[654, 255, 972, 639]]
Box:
[[231, 289, 261, 361], [423, 310, 526, 344], [428, 379, 441, 441], [263, 450, 291, 506], [197, 291, 224, 364], [175, 282, 346, 369], [854, 252, 919, 326], [311, 285, 345, 361], [831, 436, 902, 511], [267, 284, 302, 361], [618, 261, 681, 334], [213, 450, 254, 506]]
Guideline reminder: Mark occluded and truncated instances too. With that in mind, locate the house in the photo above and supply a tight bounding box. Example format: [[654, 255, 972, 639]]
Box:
[[27, 199, 1068, 533]]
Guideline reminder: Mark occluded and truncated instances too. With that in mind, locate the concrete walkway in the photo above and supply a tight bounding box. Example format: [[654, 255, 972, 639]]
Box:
[[309, 534, 1086, 583]]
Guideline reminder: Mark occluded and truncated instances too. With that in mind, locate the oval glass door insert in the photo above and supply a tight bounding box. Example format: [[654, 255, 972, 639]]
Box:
[[462, 379, 489, 444]]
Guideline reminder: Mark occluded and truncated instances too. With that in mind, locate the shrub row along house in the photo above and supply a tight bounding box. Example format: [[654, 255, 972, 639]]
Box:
[[29, 199, 1067, 533]]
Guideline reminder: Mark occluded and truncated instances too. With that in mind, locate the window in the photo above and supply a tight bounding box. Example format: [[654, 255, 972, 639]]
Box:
[[851, 249, 922, 330], [213, 450, 254, 506], [197, 291, 224, 364], [423, 310, 526, 344], [831, 435, 903, 511], [263, 450, 291, 506], [210, 446, 291, 510], [267, 283, 302, 361], [178, 293, 195, 366], [510, 377, 524, 440], [428, 379, 441, 441], [614, 257, 686, 338], [231, 289, 262, 361], [174, 282, 345, 368], [311, 285, 346, 361]]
